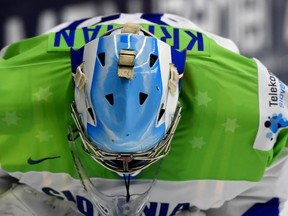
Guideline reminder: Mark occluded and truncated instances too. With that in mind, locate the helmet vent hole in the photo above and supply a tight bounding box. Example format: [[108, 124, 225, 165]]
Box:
[[98, 52, 105, 66], [105, 93, 114, 105], [87, 108, 95, 120], [149, 54, 158, 67], [158, 108, 165, 122], [139, 92, 148, 105]]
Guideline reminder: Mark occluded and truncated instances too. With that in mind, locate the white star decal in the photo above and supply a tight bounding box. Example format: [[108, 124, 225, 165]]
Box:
[[222, 118, 240, 132], [35, 130, 53, 142], [189, 136, 206, 149], [2, 112, 21, 125], [34, 87, 53, 101], [194, 91, 212, 106]]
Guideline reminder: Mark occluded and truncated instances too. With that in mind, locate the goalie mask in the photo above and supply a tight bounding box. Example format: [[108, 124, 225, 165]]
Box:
[[70, 24, 186, 174]]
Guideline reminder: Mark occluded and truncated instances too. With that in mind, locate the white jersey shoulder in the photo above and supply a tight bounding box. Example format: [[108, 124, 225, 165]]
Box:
[[47, 13, 240, 53]]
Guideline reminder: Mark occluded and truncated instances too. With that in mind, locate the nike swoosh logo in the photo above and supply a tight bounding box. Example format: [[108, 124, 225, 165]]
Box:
[[27, 156, 61, 165]]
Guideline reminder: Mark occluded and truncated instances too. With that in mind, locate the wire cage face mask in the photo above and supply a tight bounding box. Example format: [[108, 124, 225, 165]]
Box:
[[70, 101, 182, 174], [68, 102, 181, 215]]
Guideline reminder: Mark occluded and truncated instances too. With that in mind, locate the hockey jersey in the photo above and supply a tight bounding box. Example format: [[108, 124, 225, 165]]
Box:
[[0, 13, 288, 216]]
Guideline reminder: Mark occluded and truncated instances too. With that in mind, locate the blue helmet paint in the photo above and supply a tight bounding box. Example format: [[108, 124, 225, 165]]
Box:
[[87, 34, 165, 152]]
